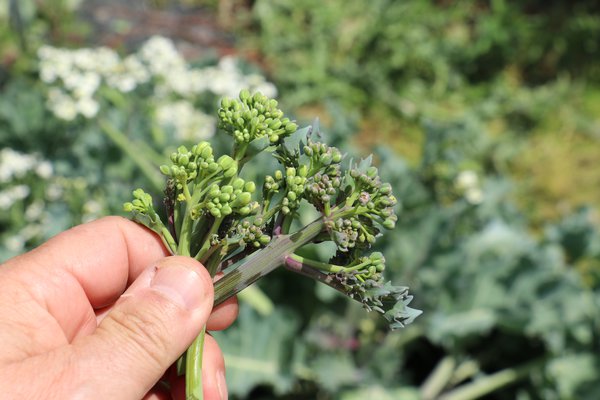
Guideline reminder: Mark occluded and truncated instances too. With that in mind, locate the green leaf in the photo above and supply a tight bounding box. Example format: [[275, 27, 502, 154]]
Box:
[[212, 306, 299, 397]]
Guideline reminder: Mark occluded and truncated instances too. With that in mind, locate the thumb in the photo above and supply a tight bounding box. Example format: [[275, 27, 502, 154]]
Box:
[[74, 256, 214, 399]]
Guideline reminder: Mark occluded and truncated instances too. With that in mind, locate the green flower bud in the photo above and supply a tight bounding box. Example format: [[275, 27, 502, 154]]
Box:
[[224, 165, 238, 178], [332, 150, 342, 163], [367, 166, 378, 178], [383, 219, 396, 229], [238, 206, 251, 216], [221, 205, 233, 216], [159, 165, 171, 176], [239, 89, 251, 102], [232, 178, 245, 190], [244, 181, 256, 193], [218, 155, 235, 170], [275, 170, 283, 180], [220, 193, 231, 203], [298, 165, 308, 177], [235, 192, 252, 206], [380, 183, 392, 195], [285, 122, 298, 133], [319, 154, 332, 165]]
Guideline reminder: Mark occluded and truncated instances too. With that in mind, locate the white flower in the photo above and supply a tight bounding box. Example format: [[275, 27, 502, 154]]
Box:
[[455, 170, 484, 204], [4, 236, 25, 253], [0, 148, 38, 182], [70, 71, 101, 99], [76, 97, 100, 119], [456, 170, 479, 190], [138, 36, 187, 77], [465, 188, 484, 205], [0, 185, 30, 210], [51, 97, 78, 121], [25, 201, 45, 222], [35, 161, 53, 179], [156, 101, 216, 141]]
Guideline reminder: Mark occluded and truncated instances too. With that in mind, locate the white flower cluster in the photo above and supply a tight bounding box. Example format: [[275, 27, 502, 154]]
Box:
[[156, 101, 216, 141], [0, 148, 53, 212], [0, 148, 53, 183], [39, 45, 151, 120], [38, 36, 278, 142], [455, 170, 484, 205]]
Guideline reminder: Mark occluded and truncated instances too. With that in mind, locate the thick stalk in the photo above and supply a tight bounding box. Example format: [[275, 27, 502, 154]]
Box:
[[213, 218, 325, 305]]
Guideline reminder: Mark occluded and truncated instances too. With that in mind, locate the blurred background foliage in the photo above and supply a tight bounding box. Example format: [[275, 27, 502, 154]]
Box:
[[1, 0, 600, 399]]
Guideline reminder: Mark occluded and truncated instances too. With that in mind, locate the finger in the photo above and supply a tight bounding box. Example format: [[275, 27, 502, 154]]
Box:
[[71, 256, 213, 399], [201, 334, 228, 400], [0, 216, 170, 340], [207, 296, 238, 331], [0, 256, 214, 400]]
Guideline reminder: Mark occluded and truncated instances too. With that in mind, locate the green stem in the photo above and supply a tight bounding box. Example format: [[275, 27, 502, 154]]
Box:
[[185, 328, 206, 400], [288, 253, 369, 274], [420, 355, 456, 400], [195, 218, 224, 261], [98, 118, 164, 192], [288, 253, 338, 273], [438, 358, 545, 400], [177, 184, 195, 256], [213, 217, 325, 305]]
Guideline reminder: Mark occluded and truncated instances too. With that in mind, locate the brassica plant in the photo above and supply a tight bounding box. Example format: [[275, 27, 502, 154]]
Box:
[[124, 89, 421, 399]]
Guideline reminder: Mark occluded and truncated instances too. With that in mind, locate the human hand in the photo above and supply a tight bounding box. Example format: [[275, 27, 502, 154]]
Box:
[[0, 216, 237, 400]]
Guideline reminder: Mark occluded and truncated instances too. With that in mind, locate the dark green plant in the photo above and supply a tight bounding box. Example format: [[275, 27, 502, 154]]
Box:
[[124, 89, 421, 399]]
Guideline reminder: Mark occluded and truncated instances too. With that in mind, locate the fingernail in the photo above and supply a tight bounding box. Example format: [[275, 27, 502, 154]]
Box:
[[150, 264, 206, 310], [217, 370, 228, 400]]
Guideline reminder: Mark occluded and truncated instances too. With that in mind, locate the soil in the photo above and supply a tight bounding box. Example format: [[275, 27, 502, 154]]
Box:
[[79, 0, 239, 61]]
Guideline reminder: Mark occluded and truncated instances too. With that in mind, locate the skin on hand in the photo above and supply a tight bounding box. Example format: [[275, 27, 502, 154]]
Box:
[[0, 216, 237, 400]]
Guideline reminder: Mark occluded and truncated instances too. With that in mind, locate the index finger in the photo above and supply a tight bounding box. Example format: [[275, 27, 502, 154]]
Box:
[[1, 216, 171, 341], [18, 216, 171, 307]]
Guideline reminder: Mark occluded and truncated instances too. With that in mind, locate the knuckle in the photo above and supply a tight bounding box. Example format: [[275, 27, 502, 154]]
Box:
[[106, 301, 176, 370]]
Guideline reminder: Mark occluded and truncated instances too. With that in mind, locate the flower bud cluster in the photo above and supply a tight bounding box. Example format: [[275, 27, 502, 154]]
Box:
[[159, 142, 239, 190], [281, 167, 308, 214], [305, 171, 342, 208], [353, 252, 386, 281], [303, 139, 343, 168], [123, 189, 159, 223], [218, 89, 297, 145], [348, 166, 398, 230], [303, 140, 343, 208], [262, 167, 307, 215], [329, 217, 376, 252], [236, 218, 271, 248], [199, 177, 257, 219]]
